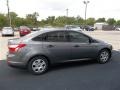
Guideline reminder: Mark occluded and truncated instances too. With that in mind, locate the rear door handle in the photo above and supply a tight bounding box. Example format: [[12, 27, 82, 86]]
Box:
[[74, 45, 80, 47], [47, 45, 54, 48]]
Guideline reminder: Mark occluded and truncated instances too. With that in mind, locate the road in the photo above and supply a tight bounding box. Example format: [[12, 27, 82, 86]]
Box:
[[0, 50, 120, 90]]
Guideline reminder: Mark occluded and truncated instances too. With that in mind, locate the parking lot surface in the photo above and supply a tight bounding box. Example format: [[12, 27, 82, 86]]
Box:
[[0, 50, 120, 90], [0, 31, 20, 60]]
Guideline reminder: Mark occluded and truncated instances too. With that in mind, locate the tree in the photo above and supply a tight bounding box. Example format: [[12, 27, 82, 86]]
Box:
[[107, 18, 116, 25], [0, 14, 7, 28], [53, 16, 76, 27], [46, 16, 55, 25], [15, 17, 26, 27], [76, 16, 84, 25], [33, 12, 39, 27], [53, 16, 67, 26], [116, 20, 120, 25], [86, 18, 95, 25], [96, 18, 106, 22], [9, 12, 18, 27], [25, 12, 39, 27], [66, 17, 76, 25]]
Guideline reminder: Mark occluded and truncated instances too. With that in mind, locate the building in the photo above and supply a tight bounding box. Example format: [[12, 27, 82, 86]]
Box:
[[94, 23, 108, 30]]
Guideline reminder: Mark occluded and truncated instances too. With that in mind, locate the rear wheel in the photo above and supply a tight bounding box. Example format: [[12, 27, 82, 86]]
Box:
[[97, 49, 111, 64], [28, 56, 48, 75]]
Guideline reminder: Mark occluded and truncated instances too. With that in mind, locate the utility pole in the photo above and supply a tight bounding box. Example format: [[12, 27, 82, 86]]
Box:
[[83, 1, 90, 26], [7, 0, 11, 27], [66, 8, 69, 17]]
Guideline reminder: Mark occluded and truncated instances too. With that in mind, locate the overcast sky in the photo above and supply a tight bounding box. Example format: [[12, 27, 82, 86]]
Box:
[[0, 0, 120, 20]]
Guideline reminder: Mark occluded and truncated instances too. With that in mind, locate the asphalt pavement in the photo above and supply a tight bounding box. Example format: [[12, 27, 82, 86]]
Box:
[[0, 50, 120, 90]]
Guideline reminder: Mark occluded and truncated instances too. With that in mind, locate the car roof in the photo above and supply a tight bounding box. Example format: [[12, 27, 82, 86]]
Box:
[[36, 28, 82, 34], [20, 28, 88, 41]]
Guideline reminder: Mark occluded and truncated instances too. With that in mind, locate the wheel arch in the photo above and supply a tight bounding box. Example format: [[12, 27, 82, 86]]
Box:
[[27, 54, 51, 67], [99, 48, 112, 57]]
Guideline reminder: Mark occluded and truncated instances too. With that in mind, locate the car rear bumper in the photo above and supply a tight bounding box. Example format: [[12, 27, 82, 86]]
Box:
[[7, 61, 26, 68], [20, 32, 30, 36], [2, 33, 14, 36], [7, 53, 26, 68]]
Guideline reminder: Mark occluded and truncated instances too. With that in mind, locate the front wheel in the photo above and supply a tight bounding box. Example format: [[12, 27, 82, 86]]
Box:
[[28, 56, 49, 75], [97, 49, 111, 64]]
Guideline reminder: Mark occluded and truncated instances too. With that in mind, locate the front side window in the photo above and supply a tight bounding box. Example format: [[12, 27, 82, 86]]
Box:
[[68, 31, 90, 43]]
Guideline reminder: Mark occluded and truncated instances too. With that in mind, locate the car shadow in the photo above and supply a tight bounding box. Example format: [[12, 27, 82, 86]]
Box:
[[0, 60, 97, 75], [2, 35, 14, 37], [50, 60, 97, 71], [49, 50, 120, 72]]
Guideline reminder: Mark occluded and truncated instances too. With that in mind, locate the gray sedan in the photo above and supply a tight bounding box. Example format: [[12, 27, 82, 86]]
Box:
[[7, 29, 112, 75]]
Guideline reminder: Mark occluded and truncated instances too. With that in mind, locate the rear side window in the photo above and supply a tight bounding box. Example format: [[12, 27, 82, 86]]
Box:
[[33, 31, 67, 42]]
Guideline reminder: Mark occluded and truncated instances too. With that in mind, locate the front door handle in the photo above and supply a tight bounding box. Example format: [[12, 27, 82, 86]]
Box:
[[74, 45, 80, 47]]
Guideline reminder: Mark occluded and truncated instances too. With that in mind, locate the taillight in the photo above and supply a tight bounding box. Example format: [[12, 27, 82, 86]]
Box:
[[8, 44, 26, 53]]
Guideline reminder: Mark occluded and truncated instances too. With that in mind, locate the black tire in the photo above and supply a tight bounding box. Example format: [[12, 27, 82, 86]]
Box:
[[97, 49, 111, 64], [28, 56, 49, 75]]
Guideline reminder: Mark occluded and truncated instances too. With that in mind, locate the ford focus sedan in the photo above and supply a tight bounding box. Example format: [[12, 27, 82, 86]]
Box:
[[7, 29, 112, 75]]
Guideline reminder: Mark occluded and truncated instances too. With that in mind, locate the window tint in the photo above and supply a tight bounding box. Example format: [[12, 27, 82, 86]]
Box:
[[33, 31, 67, 42], [46, 32, 58, 41], [68, 31, 90, 43], [32, 35, 43, 41], [46, 31, 67, 42]]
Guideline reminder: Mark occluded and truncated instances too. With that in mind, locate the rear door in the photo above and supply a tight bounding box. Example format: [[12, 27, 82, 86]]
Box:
[[42, 31, 71, 63]]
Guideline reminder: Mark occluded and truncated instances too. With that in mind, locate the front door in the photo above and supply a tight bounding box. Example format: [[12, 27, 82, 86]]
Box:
[[67, 31, 97, 59]]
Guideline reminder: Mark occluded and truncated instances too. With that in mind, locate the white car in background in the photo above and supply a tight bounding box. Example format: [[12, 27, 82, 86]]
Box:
[[65, 25, 83, 31], [115, 27, 120, 31], [2, 27, 14, 36], [70, 27, 83, 31]]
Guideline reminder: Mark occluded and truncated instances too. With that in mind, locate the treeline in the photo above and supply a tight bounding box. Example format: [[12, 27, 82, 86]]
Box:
[[1, 12, 120, 28]]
